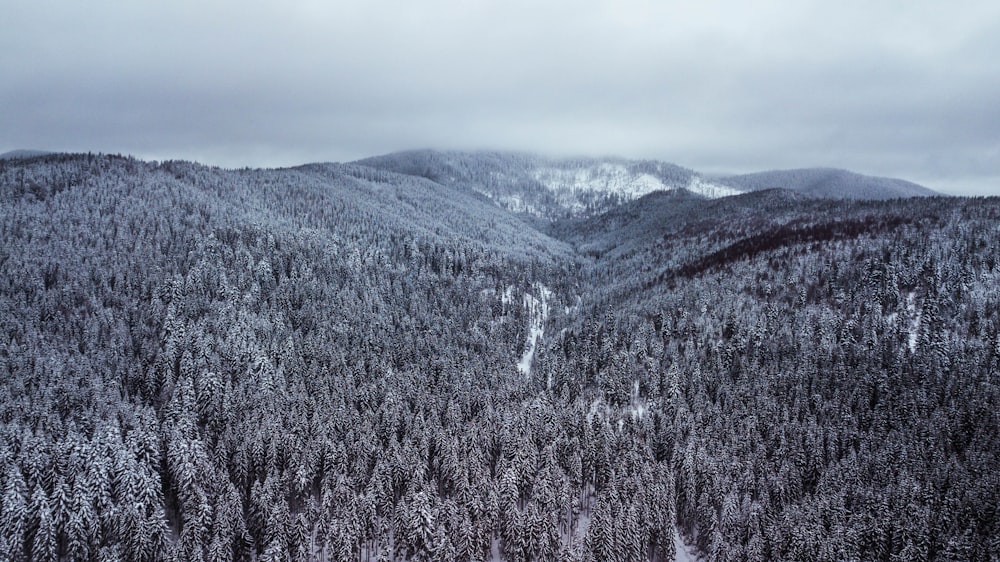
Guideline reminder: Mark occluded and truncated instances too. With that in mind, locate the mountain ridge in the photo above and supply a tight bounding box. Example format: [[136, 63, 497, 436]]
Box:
[[354, 149, 740, 219], [355, 150, 939, 216], [0, 148, 54, 160], [716, 166, 937, 199], [1, 148, 940, 205]]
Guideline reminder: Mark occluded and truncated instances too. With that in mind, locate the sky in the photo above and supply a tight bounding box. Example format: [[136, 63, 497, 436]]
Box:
[[2, 0, 999, 195]]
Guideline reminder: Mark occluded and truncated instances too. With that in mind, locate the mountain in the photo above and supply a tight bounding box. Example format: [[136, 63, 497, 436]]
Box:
[[549, 187, 815, 260], [356, 152, 937, 218], [355, 149, 740, 219], [716, 167, 938, 199], [1, 151, 997, 561], [549, 188, 1000, 560], [0, 148, 53, 160]]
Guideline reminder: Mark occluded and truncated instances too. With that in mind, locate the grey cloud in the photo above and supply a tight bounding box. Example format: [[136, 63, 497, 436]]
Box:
[[1, 0, 998, 194]]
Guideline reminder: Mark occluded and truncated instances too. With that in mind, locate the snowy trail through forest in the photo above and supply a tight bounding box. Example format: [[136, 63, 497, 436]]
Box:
[[517, 283, 552, 377]]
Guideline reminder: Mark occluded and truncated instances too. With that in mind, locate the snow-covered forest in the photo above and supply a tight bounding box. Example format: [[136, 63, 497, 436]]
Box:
[[1, 152, 998, 561]]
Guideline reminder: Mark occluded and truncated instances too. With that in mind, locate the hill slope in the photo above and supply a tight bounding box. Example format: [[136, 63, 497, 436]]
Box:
[[547, 190, 1000, 558], [0, 152, 586, 559], [717, 167, 938, 199]]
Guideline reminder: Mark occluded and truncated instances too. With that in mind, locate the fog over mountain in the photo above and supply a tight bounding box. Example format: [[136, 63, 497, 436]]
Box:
[[355, 150, 739, 219]]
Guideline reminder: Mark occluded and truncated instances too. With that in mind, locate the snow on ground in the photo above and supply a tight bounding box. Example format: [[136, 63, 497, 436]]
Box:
[[685, 176, 742, 198], [906, 291, 920, 352], [501, 285, 516, 306], [885, 292, 921, 353], [532, 164, 742, 201], [517, 283, 552, 378], [496, 193, 542, 215], [532, 164, 669, 198], [629, 380, 647, 422], [674, 528, 701, 561]]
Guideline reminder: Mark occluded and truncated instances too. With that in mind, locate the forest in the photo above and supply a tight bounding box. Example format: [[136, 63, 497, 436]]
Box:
[[1, 152, 998, 561]]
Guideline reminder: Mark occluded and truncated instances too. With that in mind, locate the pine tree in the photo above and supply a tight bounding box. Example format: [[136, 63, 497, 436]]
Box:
[[30, 489, 57, 562], [1, 467, 29, 561]]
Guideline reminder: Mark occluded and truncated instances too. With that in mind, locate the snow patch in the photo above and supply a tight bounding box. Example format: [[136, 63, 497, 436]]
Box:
[[629, 401, 646, 421], [906, 292, 920, 352], [674, 528, 701, 561], [629, 379, 646, 421], [531, 165, 668, 198], [531, 165, 741, 201], [496, 193, 542, 215], [501, 285, 516, 306], [686, 176, 742, 199], [517, 283, 552, 377], [586, 397, 604, 424]]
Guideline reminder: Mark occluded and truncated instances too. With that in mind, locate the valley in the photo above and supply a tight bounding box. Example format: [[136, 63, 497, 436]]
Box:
[[0, 151, 997, 561]]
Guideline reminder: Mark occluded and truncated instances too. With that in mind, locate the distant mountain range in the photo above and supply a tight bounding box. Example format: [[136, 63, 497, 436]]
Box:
[[714, 167, 937, 200], [2, 148, 938, 217], [0, 149, 53, 160], [354, 150, 739, 219], [355, 150, 937, 218]]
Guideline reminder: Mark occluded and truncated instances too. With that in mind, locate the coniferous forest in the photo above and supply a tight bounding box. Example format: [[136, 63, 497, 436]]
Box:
[[1, 152, 999, 561]]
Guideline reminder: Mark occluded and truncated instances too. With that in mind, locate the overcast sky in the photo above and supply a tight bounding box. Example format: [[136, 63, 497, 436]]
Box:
[[2, 0, 998, 195]]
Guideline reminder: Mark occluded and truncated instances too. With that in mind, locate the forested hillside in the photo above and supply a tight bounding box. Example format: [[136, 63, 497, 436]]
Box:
[[548, 189, 1000, 560], [1, 153, 997, 561]]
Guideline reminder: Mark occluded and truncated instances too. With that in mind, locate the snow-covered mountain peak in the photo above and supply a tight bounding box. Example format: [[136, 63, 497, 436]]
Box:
[[531, 164, 671, 198]]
